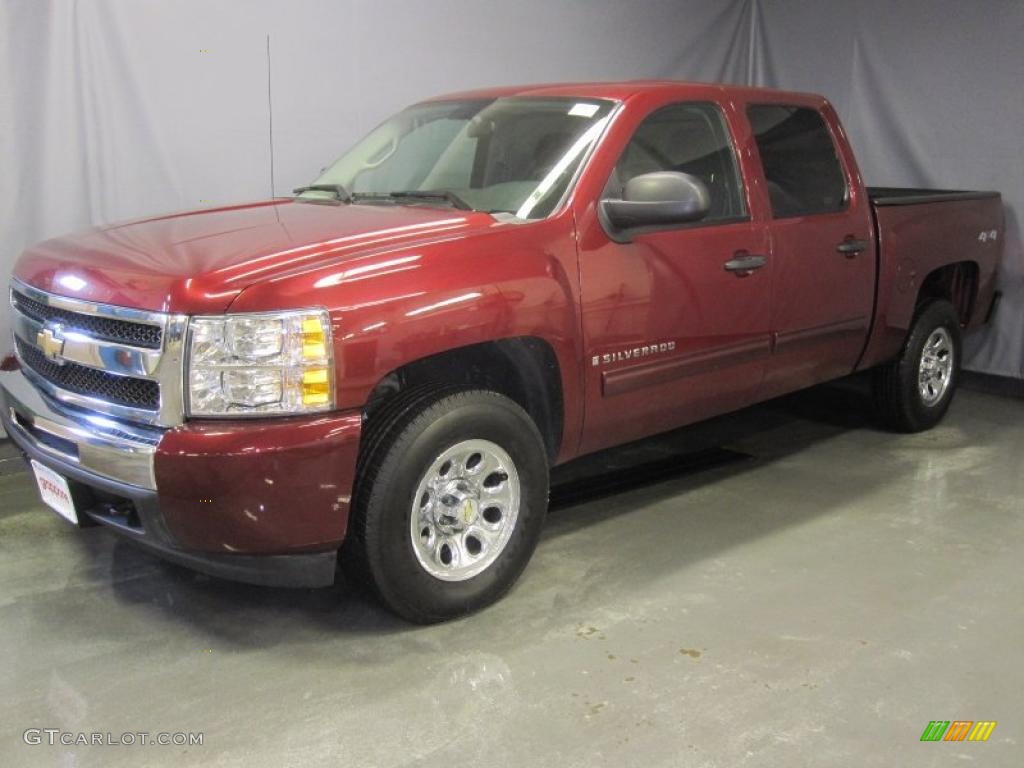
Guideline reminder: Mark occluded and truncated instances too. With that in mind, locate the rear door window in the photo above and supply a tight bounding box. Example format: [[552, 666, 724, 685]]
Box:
[[747, 105, 847, 218]]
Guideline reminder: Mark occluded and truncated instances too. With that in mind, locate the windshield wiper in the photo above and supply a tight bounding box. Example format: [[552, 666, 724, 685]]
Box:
[[388, 190, 472, 210], [293, 184, 351, 202], [353, 190, 472, 211]]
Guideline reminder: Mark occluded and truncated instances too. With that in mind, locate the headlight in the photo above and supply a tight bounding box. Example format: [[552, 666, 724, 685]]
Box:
[[186, 309, 334, 417]]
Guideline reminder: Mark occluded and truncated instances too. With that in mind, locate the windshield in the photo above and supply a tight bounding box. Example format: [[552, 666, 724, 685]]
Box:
[[300, 97, 616, 218]]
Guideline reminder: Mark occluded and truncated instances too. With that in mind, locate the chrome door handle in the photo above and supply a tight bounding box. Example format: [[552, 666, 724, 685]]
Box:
[[724, 253, 767, 276], [837, 237, 869, 256]]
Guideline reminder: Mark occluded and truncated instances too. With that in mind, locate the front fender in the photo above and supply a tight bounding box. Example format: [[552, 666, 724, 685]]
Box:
[[228, 215, 585, 457]]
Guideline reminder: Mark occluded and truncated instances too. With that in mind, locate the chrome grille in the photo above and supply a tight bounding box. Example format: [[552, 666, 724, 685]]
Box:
[[15, 338, 159, 410], [12, 290, 163, 349], [9, 279, 187, 427]]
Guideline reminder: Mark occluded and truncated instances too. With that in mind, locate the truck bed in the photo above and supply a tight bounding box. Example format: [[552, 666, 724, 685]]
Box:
[[857, 186, 1003, 373], [867, 187, 1000, 207]]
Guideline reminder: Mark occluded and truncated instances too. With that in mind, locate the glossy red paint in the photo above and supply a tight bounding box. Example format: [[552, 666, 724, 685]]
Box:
[[9, 81, 1004, 560], [856, 195, 1002, 370], [755, 100, 876, 399], [229, 212, 587, 458], [13, 201, 502, 315], [154, 410, 362, 553], [571, 85, 774, 452]]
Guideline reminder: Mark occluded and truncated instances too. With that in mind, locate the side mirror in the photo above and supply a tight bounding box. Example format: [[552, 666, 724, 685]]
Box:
[[600, 171, 711, 237]]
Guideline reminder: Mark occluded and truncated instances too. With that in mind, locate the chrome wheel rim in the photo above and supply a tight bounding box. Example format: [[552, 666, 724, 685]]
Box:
[[410, 439, 520, 582], [918, 327, 954, 406]]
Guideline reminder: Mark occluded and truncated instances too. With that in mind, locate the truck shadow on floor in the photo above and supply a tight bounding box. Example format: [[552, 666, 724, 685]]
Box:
[[99, 375, 904, 642], [544, 374, 877, 531]]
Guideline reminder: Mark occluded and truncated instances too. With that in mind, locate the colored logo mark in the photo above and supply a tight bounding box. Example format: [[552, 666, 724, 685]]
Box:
[[920, 721, 996, 742]]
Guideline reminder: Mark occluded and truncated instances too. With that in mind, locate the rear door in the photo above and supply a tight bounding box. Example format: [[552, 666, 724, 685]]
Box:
[[577, 100, 772, 453], [745, 103, 876, 397]]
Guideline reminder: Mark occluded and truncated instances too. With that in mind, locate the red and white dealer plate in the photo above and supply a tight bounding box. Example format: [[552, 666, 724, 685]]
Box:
[[30, 459, 78, 524]]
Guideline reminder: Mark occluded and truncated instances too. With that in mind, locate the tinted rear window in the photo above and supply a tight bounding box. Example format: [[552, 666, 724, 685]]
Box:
[[747, 105, 847, 218]]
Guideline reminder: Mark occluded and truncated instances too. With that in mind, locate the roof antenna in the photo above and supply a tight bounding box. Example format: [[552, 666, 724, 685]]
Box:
[[266, 33, 276, 199]]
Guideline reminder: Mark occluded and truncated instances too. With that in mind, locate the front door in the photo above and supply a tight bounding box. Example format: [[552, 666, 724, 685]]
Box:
[[577, 101, 772, 454]]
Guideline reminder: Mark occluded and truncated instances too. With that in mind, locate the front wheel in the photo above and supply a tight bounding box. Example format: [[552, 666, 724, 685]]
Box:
[[344, 388, 549, 624], [873, 299, 962, 432]]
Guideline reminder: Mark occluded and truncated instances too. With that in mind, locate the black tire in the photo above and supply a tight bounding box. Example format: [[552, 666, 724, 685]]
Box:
[[343, 388, 549, 624], [873, 299, 961, 432]]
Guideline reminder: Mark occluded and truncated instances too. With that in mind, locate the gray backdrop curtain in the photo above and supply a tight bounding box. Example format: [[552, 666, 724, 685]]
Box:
[[1, 0, 1021, 399], [732, 0, 1024, 379]]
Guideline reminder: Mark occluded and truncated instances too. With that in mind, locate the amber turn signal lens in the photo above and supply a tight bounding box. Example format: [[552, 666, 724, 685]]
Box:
[[301, 317, 327, 360], [301, 368, 331, 405]]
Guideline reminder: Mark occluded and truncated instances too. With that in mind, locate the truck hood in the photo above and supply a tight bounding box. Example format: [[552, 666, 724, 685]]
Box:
[[13, 200, 495, 314]]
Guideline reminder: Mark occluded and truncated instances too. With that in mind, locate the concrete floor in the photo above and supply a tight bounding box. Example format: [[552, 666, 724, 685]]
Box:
[[1, 383, 1021, 767]]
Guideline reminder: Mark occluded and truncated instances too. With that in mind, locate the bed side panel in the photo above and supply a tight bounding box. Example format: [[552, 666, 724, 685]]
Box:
[[857, 195, 1003, 370]]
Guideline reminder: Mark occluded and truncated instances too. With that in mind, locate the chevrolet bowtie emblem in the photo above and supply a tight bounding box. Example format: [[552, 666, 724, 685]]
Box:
[[461, 498, 478, 526], [36, 326, 66, 363]]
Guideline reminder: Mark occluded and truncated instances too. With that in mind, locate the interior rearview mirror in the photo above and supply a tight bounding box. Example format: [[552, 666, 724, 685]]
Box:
[[467, 116, 496, 139], [600, 171, 711, 238]]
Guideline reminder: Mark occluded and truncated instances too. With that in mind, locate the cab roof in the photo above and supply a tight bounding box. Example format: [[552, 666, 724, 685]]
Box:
[[422, 80, 828, 107]]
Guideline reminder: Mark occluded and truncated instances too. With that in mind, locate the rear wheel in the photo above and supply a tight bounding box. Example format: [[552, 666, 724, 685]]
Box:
[[344, 388, 549, 624], [873, 299, 961, 432]]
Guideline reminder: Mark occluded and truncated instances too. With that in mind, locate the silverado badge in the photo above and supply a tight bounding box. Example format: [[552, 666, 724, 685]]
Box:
[[592, 341, 676, 367]]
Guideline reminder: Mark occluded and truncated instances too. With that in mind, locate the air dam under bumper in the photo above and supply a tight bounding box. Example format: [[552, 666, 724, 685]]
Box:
[[1, 365, 362, 588]]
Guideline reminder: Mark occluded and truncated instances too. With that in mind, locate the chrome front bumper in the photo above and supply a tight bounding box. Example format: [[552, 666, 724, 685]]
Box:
[[2, 364, 339, 588], [1, 366, 163, 490]]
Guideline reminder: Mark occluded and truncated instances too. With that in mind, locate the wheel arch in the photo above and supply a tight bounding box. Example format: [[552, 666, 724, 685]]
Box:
[[916, 261, 980, 325], [362, 336, 565, 463]]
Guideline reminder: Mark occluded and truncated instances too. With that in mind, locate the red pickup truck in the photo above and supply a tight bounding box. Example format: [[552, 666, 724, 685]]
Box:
[[2, 82, 1003, 622]]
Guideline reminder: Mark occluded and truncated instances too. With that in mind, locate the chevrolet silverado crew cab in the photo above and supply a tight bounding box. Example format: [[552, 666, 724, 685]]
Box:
[[1, 82, 1003, 623]]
